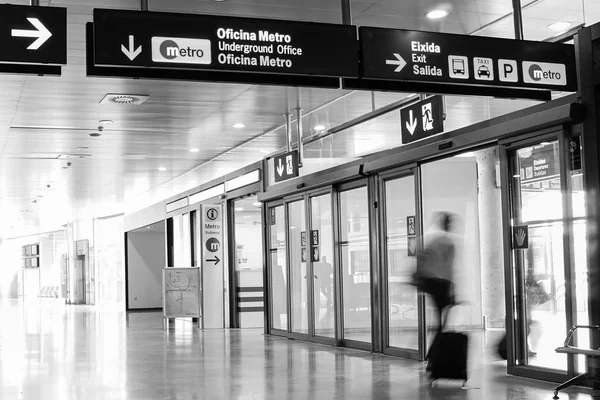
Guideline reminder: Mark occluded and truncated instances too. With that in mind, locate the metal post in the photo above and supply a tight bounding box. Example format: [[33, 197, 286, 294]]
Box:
[[576, 24, 600, 388], [285, 113, 293, 152], [511, 0, 524, 40], [30, 0, 39, 5], [141, 0, 149, 11], [295, 108, 304, 168], [341, 0, 352, 25]]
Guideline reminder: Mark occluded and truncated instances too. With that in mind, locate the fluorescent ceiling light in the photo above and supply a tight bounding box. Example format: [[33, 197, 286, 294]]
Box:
[[99, 120, 114, 125], [235, 207, 244, 211], [314, 125, 326, 132], [76, 147, 89, 151], [253, 202, 261, 207], [189, 148, 200, 153], [233, 123, 246, 129], [427, 9, 449, 19], [157, 167, 167, 171], [548, 22, 571, 32]]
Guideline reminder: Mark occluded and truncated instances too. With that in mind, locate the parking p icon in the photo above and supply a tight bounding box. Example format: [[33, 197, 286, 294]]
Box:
[[498, 59, 518, 83]]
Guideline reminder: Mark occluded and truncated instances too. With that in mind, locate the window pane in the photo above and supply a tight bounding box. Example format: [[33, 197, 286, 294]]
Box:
[[340, 187, 371, 343], [311, 194, 334, 338], [289, 200, 308, 334], [385, 176, 418, 350], [270, 206, 287, 330]]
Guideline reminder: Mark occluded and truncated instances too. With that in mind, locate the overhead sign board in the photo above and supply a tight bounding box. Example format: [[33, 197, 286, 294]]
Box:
[[274, 150, 299, 183], [359, 27, 577, 92], [92, 9, 358, 79], [0, 4, 67, 65], [401, 96, 444, 144]]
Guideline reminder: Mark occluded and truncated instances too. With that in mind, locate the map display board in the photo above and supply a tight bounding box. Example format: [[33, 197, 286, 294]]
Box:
[[163, 267, 201, 318]]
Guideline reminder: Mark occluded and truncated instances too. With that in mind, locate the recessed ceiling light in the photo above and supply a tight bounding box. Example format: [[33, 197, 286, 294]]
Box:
[[548, 22, 571, 32], [253, 202, 261, 207], [235, 207, 244, 211], [314, 125, 326, 132], [77, 147, 89, 151], [259, 149, 270, 154], [189, 148, 200, 153], [427, 9, 449, 19], [233, 123, 246, 129], [99, 120, 113, 125], [157, 167, 167, 171]]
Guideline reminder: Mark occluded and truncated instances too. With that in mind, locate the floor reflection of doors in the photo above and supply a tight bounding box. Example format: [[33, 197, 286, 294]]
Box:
[[504, 133, 587, 381], [381, 171, 421, 358]]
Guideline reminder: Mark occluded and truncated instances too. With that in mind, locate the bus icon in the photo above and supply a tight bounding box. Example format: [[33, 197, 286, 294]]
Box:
[[448, 56, 469, 79], [453, 59, 465, 75]]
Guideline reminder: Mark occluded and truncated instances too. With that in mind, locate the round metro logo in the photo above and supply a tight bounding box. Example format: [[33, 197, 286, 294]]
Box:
[[528, 63, 543, 81], [159, 40, 179, 60]]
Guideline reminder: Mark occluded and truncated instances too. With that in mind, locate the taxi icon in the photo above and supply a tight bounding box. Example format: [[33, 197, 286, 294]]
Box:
[[477, 65, 491, 78]]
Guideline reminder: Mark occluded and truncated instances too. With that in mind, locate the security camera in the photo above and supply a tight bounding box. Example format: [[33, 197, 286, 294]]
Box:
[[46, 184, 51, 188], [97, 126, 104, 132], [67, 162, 72, 167]]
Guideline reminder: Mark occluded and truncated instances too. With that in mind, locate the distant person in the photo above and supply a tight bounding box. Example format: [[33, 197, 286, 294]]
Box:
[[317, 256, 333, 306]]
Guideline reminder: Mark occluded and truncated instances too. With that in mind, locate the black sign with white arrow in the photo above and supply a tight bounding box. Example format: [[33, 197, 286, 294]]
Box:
[[0, 4, 67, 65], [359, 26, 577, 92], [92, 9, 358, 79], [400, 96, 444, 144], [274, 150, 299, 183]]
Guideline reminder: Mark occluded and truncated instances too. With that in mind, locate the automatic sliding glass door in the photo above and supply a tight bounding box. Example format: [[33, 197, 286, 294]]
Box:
[[380, 172, 422, 358], [504, 132, 585, 381], [339, 184, 372, 346]]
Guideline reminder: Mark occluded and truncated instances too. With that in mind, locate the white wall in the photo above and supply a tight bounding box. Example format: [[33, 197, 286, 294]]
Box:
[[127, 231, 165, 309], [124, 201, 165, 232], [421, 157, 483, 328]]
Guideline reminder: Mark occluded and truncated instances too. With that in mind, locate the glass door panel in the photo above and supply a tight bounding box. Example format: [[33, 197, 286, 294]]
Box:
[[310, 194, 335, 338], [269, 206, 287, 331], [289, 200, 308, 334], [508, 139, 567, 371], [340, 186, 372, 343], [383, 175, 419, 351]]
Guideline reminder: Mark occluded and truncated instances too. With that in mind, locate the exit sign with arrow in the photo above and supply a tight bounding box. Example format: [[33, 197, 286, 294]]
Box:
[[400, 96, 444, 144], [0, 4, 67, 65], [274, 150, 299, 183]]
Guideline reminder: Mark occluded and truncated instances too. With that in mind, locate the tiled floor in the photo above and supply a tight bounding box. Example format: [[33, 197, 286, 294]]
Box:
[[0, 299, 595, 400]]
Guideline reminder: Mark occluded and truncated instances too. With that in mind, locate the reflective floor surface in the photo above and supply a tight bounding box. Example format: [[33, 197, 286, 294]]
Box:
[[0, 299, 596, 400]]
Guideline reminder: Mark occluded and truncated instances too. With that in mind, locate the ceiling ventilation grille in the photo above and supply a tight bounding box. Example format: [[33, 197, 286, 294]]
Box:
[[100, 94, 150, 105]]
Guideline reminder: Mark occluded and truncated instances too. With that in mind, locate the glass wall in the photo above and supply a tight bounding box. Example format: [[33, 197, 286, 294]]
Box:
[[339, 186, 372, 343], [383, 175, 419, 350], [269, 206, 287, 331], [289, 200, 308, 334], [310, 194, 335, 338]]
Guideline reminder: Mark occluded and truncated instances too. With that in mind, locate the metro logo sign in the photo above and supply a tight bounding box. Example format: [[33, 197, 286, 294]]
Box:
[[523, 61, 567, 86], [152, 37, 211, 65]]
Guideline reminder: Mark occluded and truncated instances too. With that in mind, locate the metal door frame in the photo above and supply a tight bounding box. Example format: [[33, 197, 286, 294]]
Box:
[[377, 164, 425, 360], [499, 127, 577, 382]]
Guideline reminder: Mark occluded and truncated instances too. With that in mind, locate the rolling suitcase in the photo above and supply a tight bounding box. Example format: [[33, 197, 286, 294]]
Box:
[[428, 331, 468, 382], [427, 304, 469, 384]]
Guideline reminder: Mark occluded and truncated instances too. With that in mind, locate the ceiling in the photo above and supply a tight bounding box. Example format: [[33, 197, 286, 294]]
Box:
[[0, 0, 591, 237]]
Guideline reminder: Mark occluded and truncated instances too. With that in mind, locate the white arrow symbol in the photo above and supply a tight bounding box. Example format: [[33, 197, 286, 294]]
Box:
[[385, 53, 407, 72], [406, 110, 418, 135], [121, 35, 142, 61], [277, 158, 284, 177], [11, 18, 52, 51]]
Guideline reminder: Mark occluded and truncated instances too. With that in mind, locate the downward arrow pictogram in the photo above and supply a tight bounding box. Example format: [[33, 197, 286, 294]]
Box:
[[406, 110, 418, 135], [121, 35, 142, 61]]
